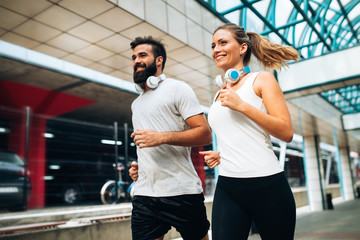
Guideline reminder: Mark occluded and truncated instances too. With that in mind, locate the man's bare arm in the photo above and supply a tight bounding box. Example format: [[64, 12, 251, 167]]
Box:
[[131, 114, 212, 148]]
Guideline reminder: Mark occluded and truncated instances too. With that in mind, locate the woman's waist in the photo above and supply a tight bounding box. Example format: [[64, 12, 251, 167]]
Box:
[[218, 151, 283, 178], [219, 142, 276, 161], [217, 171, 284, 190]]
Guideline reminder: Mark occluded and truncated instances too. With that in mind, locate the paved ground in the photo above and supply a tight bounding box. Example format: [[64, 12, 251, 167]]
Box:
[[292, 198, 360, 240], [2, 197, 359, 240], [176, 198, 360, 240], [244, 198, 360, 240]]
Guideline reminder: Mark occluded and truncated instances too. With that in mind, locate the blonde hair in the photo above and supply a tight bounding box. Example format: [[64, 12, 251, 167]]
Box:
[[214, 23, 300, 70]]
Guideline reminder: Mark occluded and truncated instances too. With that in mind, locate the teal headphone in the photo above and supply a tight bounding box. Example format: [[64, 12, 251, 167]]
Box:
[[214, 66, 251, 89]]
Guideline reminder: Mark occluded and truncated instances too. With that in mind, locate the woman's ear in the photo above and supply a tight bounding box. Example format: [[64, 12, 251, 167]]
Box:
[[240, 43, 248, 55]]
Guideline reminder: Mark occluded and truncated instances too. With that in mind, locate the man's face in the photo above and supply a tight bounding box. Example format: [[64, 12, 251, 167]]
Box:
[[132, 44, 157, 84]]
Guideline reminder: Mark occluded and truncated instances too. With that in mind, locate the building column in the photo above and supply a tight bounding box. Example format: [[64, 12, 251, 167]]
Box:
[[191, 146, 206, 193], [355, 141, 360, 197], [298, 110, 325, 211], [303, 135, 325, 211], [334, 128, 355, 200]]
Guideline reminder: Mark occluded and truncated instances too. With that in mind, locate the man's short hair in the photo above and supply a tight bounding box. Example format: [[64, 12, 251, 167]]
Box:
[[130, 36, 167, 70]]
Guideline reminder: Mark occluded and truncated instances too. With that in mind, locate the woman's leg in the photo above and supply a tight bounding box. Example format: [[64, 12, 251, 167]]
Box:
[[251, 174, 296, 240], [211, 177, 252, 240]]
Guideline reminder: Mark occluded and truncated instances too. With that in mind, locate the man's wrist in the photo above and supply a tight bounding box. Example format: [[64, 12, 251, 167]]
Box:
[[159, 131, 170, 145]]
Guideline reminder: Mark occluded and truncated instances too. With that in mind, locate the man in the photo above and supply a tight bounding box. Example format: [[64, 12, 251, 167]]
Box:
[[129, 36, 212, 240]]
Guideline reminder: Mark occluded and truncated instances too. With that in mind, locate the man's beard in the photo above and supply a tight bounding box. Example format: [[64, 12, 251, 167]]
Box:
[[133, 60, 157, 84]]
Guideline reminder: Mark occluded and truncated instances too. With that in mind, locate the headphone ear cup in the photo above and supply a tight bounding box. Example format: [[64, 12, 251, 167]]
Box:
[[146, 76, 160, 89], [224, 69, 240, 83], [135, 84, 144, 93], [214, 75, 226, 89]]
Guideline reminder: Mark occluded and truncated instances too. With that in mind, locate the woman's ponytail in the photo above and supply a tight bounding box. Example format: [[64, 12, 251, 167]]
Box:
[[247, 31, 299, 70]]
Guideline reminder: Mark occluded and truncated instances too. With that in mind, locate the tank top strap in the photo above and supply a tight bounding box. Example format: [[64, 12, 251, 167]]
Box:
[[244, 72, 259, 88], [212, 90, 220, 103], [238, 72, 259, 96]]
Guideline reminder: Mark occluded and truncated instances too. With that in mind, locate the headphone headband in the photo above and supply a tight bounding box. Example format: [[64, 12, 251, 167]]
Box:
[[239, 66, 251, 76]]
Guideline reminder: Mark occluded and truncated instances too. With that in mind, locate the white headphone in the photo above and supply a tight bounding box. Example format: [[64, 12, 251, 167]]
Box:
[[214, 66, 251, 89], [135, 74, 166, 93]]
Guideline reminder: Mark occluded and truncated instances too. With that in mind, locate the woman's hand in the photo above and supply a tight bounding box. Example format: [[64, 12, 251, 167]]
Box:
[[218, 85, 245, 112], [129, 162, 138, 181], [199, 151, 220, 169]]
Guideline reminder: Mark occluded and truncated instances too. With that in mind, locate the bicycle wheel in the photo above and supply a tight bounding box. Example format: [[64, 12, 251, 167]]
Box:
[[100, 180, 117, 204]]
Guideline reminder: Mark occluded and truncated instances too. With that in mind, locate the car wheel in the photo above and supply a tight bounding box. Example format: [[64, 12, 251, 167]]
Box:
[[63, 186, 81, 204]]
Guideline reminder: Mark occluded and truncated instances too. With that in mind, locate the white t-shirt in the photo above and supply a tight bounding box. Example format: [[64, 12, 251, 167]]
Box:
[[131, 78, 204, 197], [208, 72, 283, 178]]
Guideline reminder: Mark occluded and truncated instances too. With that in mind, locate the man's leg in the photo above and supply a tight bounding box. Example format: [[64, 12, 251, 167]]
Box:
[[201, 233, 209, 240], [132, 196, 171, 240], [155, 194, 210, 240]]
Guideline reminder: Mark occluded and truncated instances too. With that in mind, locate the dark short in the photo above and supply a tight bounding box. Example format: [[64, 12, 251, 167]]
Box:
[[131, 193, 210, 240]]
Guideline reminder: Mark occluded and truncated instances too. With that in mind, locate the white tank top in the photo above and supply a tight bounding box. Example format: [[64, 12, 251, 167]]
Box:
[[208, 72, 283, 178]]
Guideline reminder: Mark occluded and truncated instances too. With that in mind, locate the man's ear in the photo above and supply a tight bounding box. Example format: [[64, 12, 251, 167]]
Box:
[[156, 56, 163, 68]]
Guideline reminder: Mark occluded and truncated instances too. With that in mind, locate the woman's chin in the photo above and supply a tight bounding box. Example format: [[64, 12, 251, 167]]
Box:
[[215, 62, 226, 70]]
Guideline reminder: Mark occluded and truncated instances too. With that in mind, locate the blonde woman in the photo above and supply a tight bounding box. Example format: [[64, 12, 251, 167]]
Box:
[[199, 23, 299, 240]]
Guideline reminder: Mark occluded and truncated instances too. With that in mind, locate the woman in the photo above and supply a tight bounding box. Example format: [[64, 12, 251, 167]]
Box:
[[199, 23, 299, 240]]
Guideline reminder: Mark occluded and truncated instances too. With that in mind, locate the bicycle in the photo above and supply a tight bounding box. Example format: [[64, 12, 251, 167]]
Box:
[[100, 162, 135, 204]]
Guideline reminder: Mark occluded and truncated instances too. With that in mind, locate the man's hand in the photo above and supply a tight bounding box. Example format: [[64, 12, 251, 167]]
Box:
[[131, 129, 163, 148], [129, 162, 138, 181], [199, 151, 220, 169]]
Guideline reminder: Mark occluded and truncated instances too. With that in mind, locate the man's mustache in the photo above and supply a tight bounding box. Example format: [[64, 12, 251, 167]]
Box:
[[134, 63, 146, 71]]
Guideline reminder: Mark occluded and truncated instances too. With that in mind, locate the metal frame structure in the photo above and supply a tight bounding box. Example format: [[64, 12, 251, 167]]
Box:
[[197, 0, 360, 115], [320, 84, 360, 114]]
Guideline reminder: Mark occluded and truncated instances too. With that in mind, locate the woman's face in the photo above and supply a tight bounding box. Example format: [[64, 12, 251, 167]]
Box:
[[211, 29, 243, 71]]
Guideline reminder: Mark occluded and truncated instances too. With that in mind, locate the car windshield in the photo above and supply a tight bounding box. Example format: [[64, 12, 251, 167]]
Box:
[[0, 152, 24, 166]]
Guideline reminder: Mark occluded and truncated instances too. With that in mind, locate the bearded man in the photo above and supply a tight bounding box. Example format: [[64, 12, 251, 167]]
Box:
[[129, 36, 211, 240]]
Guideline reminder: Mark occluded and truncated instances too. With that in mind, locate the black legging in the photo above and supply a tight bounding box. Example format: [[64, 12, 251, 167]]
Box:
[[212, 172, 296, 240]]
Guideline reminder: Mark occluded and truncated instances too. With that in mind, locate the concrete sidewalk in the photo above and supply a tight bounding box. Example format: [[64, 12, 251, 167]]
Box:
[[2, 197, 359, 240], [292, 198, 360, 240], [247, 198, 360, 240], [174, 198, 360, 240]]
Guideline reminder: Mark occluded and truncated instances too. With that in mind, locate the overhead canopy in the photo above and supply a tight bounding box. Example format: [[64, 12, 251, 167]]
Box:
[[197, 0, 360, 59], [197, 0, 360, 139]]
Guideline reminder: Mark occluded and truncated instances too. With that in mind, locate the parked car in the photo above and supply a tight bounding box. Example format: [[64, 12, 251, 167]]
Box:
[[0, 151, 31, 211]]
